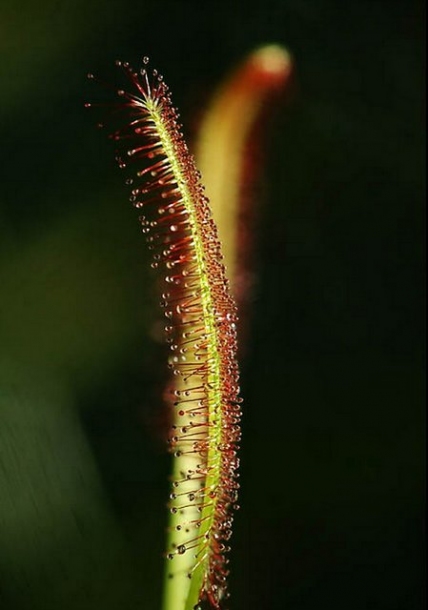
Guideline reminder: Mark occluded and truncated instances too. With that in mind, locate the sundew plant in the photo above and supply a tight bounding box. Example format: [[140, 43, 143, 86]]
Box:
[[87, 45, 291, 610]]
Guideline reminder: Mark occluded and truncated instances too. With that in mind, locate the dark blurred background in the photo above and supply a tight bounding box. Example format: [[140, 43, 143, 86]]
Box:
[[0, 1, 425, 609]]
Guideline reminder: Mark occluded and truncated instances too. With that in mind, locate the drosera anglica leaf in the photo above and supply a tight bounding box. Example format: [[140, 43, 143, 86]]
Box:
[[195, 44, 293, 341], [87, 59, 242, 610]]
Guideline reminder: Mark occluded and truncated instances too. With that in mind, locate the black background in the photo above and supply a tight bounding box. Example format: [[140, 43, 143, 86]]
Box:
[[0, 1, 425, 609]]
